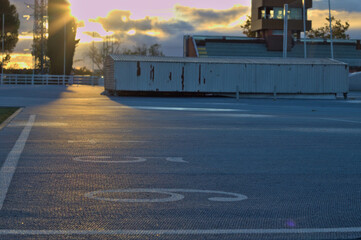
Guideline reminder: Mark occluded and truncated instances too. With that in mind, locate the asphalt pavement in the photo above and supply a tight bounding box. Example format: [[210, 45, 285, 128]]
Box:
[[0, 85, 360, 240]]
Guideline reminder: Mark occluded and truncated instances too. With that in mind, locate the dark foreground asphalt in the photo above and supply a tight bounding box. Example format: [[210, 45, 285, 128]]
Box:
[[0, 86, 360, 240]]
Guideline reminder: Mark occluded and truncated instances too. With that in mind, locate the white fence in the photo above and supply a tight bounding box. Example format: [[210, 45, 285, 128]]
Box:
[[0, 74, 103, 86]]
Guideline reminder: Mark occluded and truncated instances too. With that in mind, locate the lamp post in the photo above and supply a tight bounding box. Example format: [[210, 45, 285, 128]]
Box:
[[328, 0, 334, 59], [302, 0, 307, 58]]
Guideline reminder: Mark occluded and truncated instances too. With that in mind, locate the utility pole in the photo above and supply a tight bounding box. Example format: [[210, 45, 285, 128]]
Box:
[[283, 4, 288, 58], [302, 0, 307, 58], [328, 0, 334, 59]]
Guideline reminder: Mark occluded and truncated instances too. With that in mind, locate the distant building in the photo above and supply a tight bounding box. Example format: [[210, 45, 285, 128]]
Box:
[[251, 0, 312, 50], [184, 0, 361, 70]]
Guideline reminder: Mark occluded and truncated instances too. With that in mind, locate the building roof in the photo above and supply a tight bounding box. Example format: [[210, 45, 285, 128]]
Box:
[[109, 54, 346, 66], [188, 35, 361, 67]]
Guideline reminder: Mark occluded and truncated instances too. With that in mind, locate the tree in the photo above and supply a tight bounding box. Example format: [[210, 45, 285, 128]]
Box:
[[73, 66, 92, 75], [86, 41, 164, 76], [148, 44, 165, 56], [0, 0, 20, 66], [307, 17, 350, 39], [240, 15, 256, 38], [47, 0, 79, 75]]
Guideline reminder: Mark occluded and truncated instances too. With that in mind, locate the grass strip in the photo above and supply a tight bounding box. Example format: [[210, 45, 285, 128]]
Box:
[[0, 107, 19, 125]]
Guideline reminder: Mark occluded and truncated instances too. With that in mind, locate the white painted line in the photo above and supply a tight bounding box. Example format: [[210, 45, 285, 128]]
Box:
[[132, 106, 246, 112], [68, 140, 146, 144], [73, 156, 187, 164], [165, 157, 188, 163], [8, 122, 66, 127], [106, 106, 246, 112], [73, 156, 147, 163], [318, 118, 361, 124], [85, 189, 248, 203], [1, 227, 361, 235], [203, 113, 273, 118], [0, 115, 36, 210]]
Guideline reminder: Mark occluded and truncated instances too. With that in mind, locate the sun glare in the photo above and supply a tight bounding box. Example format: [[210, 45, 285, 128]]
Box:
[[127, 29, 136, 35]]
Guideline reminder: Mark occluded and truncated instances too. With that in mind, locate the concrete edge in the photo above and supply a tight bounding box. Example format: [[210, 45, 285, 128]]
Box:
[[0, 108, 23, 131]]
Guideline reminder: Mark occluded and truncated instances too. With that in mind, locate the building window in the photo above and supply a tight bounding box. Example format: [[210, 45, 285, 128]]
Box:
[[259, 7, 303, 20], [274, 8, 284, 19], [289, 8, 302, 20]]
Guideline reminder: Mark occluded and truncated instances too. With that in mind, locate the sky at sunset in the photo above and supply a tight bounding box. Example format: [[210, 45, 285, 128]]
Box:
[[6, 0, 361, 70]]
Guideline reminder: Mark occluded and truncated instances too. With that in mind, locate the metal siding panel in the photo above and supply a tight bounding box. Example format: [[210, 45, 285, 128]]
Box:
[[112, 56, 349, 94]]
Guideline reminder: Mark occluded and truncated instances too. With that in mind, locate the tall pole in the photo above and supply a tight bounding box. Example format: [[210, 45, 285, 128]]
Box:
[[92, 32, 94, 74], [40, 0, 44, 74], [1, 14, 4, 85], [302, 0, 307, 58], [63, 18, 66, 77], [328, 0, 334, 59], [283, 4, 288, 58]]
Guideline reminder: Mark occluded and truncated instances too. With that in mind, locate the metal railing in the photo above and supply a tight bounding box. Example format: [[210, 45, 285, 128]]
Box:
[[0, 74, 103, 86]]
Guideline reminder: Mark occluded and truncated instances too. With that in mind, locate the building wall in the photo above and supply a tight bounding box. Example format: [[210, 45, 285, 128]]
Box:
[[104, 56, 115, 91], [105, 57, 348, 95], [251, 0, 312, 32]]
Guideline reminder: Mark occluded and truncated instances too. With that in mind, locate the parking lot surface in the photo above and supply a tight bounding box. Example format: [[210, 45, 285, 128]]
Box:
[[0, 86, 360, 239]]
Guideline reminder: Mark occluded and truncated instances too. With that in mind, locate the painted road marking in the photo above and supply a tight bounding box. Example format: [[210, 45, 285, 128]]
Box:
[[73, 156, 147, 163], [85, 189, 248, 203], [165, 157, 188, 163], [203, 113, 273, 118], [132, 106, 246, 112], [107, 106, 246, 112], [1, 228, 360, 235], [68, 140, 145, 144], [73, 156, 188, 164], [318, 118, 361, 124], [0, 115, 36, 210], [8, 121, 66, 127]]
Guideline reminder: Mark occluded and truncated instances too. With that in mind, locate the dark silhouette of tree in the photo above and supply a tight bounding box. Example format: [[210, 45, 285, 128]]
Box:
[[47, 0, 79, 75], [0, 0, 20, 65], [148, 44, 165, 56], [240, 15, 256, 38], [86, 41, 164, 76], [307, 17, 350, 39]]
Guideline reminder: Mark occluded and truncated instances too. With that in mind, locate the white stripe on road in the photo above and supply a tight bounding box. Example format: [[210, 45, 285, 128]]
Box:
[[107, 106, 246, 112], [0, 227, 361, 235], [132, 106, 245, 112], [318, 118, 361, 124], [0, 115, 36, 210]]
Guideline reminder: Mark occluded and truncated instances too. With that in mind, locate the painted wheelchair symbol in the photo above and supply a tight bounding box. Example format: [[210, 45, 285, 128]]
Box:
[[85, 188, 248, 203]]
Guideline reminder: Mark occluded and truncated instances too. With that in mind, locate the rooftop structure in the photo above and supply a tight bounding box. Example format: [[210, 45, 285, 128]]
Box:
[[184, 35, 361, 68], [251, 0, 312, 37]]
